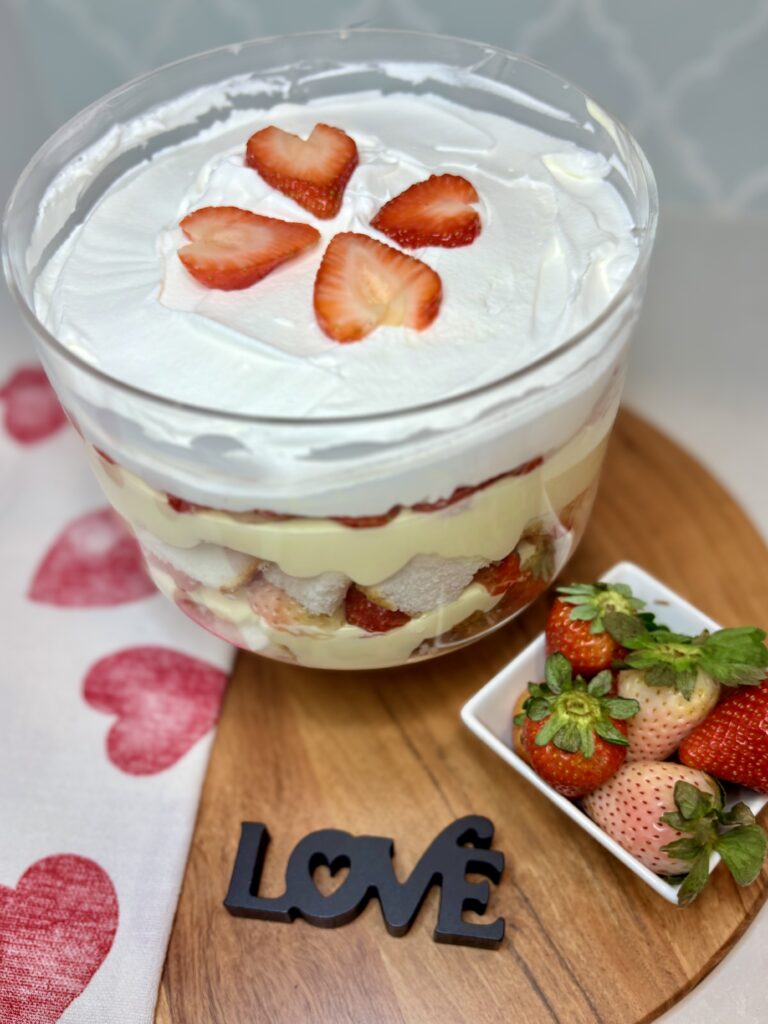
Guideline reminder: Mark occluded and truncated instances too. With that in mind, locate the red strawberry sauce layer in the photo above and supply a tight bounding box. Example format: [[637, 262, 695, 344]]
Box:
[[160, 454, 544, 525]]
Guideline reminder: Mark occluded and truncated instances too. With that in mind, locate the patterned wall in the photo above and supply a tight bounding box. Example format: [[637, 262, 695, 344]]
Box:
[[5, 0, 768, 213]]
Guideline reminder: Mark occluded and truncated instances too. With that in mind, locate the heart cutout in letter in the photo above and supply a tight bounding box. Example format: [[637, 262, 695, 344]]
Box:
[[0, 365, 67, 444], [84, 646, 228, 775], [312, 859, 352, 897], [29, 507, 155, 607], [0, 855, 118, 1024]]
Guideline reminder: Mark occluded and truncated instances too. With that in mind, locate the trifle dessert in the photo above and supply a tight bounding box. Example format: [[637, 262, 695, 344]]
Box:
[[3, 32, 657, 670]]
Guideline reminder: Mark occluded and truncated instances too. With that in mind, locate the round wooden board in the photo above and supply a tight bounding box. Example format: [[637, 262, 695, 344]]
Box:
[[156, 409, 768, 1024]]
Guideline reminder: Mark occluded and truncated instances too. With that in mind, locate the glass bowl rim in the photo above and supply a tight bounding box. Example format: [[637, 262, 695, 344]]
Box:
[[1, 26, 659, 428]]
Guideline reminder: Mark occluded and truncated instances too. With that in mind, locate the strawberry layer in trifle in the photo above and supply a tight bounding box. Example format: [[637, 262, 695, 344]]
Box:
[[6, 35, 657, 669]]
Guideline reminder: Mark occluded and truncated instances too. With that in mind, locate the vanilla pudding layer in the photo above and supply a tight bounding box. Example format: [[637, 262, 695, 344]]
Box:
[[90, 410, 609, 584], [144, 475, 595, 671], [32, 73, 639, 517]]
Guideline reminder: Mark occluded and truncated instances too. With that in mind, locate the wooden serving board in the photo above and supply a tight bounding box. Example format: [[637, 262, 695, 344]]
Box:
[[156, 409, 768, 1024]]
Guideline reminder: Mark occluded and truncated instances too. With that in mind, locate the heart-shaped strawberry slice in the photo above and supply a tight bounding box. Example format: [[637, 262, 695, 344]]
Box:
[[246, 123, 358, 219], [0, 365, 67, 444], [372, 174, 481, 248], [0, 855, 118, 1024], [313, 232, 442, 343], [84, 646, 228, 775], [29, 507, 155, 607], [178, 206, 320, 291]]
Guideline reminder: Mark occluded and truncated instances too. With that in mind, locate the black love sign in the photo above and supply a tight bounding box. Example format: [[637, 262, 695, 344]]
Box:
[[224, 815, 504, 949]]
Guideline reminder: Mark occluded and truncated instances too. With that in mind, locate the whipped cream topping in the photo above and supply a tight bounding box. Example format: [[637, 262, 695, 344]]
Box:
[[37, 90, 636, 420], [30, 66, 646, 515]]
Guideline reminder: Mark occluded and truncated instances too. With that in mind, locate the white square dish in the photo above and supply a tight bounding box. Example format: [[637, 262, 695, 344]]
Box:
[[460, 560, 767, 904]]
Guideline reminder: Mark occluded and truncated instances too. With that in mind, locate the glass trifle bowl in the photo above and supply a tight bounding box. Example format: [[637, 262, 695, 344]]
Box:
[[2, 30, 657, 670]]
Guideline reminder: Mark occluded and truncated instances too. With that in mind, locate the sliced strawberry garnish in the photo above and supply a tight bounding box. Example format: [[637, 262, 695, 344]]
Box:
[[331, 507, 401, 529], [411, 456, 544, 514], [474, 552, 523, 597], [344, 585, 411, 633], [313, 232, 442, 343], [166, 492, 294, 523], [371, 174, 481, 249], [177, 206, 319, 291], [94, 447, 116, 465], [245, 123, 358, 220], [167, 493, 206, 514]]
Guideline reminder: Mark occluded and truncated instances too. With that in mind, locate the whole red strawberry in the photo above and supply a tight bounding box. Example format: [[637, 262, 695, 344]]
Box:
[[515, 653, 639, 798], [680, 677, 768, 793], [545, 582, 646, 677]]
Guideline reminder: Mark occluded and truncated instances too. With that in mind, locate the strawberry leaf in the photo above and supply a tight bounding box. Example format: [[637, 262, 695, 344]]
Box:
[[581, 728, 595, 760], [587, 671, 613, 697], [604, 611, 648, 646], [639, 611, 665, 631], [533, 715, 561, 747], [716, 826, 768, 886], [643, 662, 697, 695], [660, 837, 704, 861], [602, 696, 640, 720], [657, 785, 767, 904], [719, 802, 756, 828], [615, 621, 767, 694], [545, 653, 572, 694], [660, 811, 690, 832], [593, 719, 629, 746], [521, 537, 555, 581], [697, 627, 768, 687], [526, 698, 550, 722], [676, 850, 712, 906], [557, 582, 645, 634], [568, 606, 599, 622], [674, 780, 717, 820], [553, 721, 581, 754]]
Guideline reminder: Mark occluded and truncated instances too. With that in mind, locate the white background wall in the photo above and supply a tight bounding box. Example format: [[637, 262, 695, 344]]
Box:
[[4, 0, 768, 215]]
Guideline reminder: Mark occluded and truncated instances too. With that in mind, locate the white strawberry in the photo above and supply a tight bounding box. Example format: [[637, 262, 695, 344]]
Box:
[[604, 615, 768, 761], [583, 761, 767, 904], [583, 762, 718, 874], [618, 668, 720, 761]]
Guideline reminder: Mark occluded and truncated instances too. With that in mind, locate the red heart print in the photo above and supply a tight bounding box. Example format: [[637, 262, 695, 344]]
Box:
[[0, 365, 67, 444], [0, 855, 118, 1024], [84, 646, 228, 775], [29, 507, 155, 607]]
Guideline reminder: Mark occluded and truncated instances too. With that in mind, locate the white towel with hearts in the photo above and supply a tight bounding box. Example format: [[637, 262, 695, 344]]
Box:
[[0, 329, 233, 1023]]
